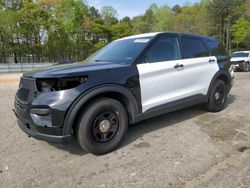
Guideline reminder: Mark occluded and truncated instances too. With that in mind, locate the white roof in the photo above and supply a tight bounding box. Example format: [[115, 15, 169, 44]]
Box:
[[116, 32, 162, 41]]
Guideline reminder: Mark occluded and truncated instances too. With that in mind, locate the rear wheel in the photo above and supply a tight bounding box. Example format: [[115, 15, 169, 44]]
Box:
[[76, 98, 128, 155], [205, 80, 227, 112]]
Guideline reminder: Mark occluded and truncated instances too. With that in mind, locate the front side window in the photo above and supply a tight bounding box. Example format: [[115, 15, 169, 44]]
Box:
[[182, 38, 209, 58], [143, 36, 181, 63], [86, 37, 153, 64]]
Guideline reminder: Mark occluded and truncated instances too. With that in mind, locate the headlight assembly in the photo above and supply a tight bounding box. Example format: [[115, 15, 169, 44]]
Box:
[[37, 76, 88, 92], [40, 80, 56, 92]]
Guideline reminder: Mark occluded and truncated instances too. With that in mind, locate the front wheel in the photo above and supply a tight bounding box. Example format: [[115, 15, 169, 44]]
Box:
[[204, 80, 227, 112], [76, 98, 128, 155]]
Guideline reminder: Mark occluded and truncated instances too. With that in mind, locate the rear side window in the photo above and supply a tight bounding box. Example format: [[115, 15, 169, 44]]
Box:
[[144, 36, 181, 63], [182, 38, 209, 58], [206, 40, 227, 56]]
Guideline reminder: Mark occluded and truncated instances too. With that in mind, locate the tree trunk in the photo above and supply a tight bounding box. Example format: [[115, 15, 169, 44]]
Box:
[[14, 52, 18, 64], [1, 34, 7, 64], [16, 32, 22, 63], [25, 36, 31, 63], [48, 41, 51, 62]]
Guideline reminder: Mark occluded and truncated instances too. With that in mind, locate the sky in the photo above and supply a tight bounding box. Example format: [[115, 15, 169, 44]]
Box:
[[86, 0, 199, 19]]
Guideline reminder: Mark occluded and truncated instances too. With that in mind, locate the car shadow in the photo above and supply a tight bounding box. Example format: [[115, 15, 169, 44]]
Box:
[[49, 94, 236, 156], [121, 94, 236, 149], [50, 137, 88, 155], [225, 94, 236, 107]]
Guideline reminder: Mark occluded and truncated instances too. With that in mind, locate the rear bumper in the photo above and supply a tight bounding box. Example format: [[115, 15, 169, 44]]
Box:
[[17, 118, 71, 143]]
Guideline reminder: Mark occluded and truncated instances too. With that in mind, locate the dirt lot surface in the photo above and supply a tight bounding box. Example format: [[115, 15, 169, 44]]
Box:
[[0, 72, 250, 188], [0, 73, 22, 88]]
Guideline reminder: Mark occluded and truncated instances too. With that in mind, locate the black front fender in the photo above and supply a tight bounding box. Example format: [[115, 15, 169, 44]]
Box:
[[63, 84, 139, 135]]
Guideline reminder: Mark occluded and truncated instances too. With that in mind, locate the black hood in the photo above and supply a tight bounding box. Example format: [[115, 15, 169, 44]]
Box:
[[24, 62, 129, 79]]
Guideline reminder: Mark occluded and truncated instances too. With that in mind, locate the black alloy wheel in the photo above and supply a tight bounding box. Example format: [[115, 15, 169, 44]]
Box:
[[77, 98, 128, 155]]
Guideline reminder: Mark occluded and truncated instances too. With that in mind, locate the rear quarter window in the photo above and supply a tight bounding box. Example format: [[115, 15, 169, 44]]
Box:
[[182, 38, 209, 59], [205, 39, 227, 56]]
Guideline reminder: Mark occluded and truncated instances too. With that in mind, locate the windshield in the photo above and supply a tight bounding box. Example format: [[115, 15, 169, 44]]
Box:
[[86, 37, 153, 64], [232, 52, 249, 58]]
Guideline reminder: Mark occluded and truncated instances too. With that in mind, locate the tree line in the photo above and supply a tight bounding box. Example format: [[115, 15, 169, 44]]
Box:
[[0, 0, 250, 64]]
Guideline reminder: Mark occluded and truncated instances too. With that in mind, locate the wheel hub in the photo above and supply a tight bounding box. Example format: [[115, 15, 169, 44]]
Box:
[[99, 120, 111, 133], [215, 92, 220, 100], [92, 111, 119, 143]]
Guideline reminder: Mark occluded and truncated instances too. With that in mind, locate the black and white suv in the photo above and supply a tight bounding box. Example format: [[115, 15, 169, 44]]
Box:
[[14, 32, 234, 155], [230, 51, 250, 72]]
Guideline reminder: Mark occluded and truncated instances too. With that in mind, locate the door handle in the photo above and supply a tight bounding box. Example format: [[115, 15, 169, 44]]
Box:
[[209, 59, 215, 63], [174, 64, 184, 69]]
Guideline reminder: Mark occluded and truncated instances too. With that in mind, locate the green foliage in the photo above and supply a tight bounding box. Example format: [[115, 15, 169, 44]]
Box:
[[170, 2, 211, 35], [154, 5, 173, 31], [172, 4, 182, 15], [132, 9, 156, 33], [0, 0, 250, 63], [111, 23, 133, 40], [208, 0, 245, 51], [231, 17, 250, 50], [94, 41, 107, 51], [244, 0, 250, 20], [101, 6, 118, 26]]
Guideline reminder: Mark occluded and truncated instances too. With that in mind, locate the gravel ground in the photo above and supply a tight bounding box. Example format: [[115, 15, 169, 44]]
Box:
[[0, 72, 250, 188]]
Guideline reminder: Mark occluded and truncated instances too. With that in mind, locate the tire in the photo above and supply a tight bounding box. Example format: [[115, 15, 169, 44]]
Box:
[[242, 62, 250, 72], [204, 80, 227, 112], [76, 98, 128, 155]]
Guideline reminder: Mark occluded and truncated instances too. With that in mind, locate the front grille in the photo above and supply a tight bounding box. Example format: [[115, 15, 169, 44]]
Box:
[[17, 88, 29, 101], [16, 77, 37, 102], [230, 60, 244, 65]]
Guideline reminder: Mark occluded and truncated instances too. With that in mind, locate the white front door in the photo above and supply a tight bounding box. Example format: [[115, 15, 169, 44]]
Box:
[[137, 35, 219, 113]]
